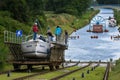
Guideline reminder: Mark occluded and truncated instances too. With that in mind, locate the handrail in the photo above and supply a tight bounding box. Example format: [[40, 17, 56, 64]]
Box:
[[4, 30, 26, 44], [4, 30, 66, 45]]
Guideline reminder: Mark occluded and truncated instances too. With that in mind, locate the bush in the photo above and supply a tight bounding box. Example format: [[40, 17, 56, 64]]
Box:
[[0, 11, 11, 17]]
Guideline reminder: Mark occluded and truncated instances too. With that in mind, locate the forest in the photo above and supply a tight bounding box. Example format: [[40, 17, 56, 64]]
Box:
[[0, 0, 91, 23], [0, 0, 119, 26], [97, 0, 120, 4]]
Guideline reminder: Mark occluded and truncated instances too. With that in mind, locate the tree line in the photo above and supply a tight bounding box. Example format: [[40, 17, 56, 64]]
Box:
[[0, 0, 91, 23], [97, 0, 120, 4]]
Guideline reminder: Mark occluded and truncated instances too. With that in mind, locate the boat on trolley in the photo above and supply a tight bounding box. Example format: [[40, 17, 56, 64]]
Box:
[[21, 35, 51, 59]]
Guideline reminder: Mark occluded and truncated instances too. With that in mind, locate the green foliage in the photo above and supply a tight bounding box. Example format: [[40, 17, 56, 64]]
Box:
[[0, 17, 30, 34], [61, 67, 105, 80], [0, 35, 9, 70], [0, 0, 92, 27], [0, 10, 31, 70], [109, 59, 120, 80], [97, 0, 120, 4], [114, 9, 120, 25], [45, 0, 92, 16], [36, 15, 48, 34], [0, 62, 5, 71], [0, 0, 29, 22], [73, 10, 99, 29], [26, 0, 44, 16], [0, 11, 11, 17]]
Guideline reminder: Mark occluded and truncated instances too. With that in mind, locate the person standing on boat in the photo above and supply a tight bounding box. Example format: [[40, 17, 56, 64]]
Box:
[[47, 27, 53, 42], [32, 23, 39, 40], [55, 26, 62, 42]]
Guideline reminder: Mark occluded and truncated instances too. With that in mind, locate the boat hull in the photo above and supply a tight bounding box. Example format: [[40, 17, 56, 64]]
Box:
[[21, 40, 50, 58]]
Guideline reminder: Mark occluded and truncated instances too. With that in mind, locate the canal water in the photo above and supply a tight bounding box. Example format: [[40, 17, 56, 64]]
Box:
[[65, 8, 120, 62]]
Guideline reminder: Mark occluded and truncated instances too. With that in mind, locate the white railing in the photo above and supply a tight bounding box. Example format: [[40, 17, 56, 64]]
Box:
[[4, 30, 67, 45], [4, 30, 26, 44]]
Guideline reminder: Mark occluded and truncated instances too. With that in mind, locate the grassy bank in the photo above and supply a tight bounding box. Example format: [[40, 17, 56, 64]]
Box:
[[45, 10, 99, 34], [114, 9, 120, 26], [27, 66, 80, 80], [109, 59, 120, 80], [60, 67, 105, 80]]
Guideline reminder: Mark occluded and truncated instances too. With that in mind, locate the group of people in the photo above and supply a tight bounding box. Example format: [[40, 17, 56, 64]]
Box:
[[32, 23, 68, 44]]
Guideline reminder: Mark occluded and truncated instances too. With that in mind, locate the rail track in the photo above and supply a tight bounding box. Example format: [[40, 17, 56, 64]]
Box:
[[103, 62, 110, 80], [0, 62, 108, 80], [12, 62, 79, 80], [50, 63, 92, 80], [50, 63, 105, 80], [13, 62, 93, 80]]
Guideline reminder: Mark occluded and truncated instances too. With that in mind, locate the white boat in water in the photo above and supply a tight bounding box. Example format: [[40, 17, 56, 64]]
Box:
[[21, 35, 51, 59]]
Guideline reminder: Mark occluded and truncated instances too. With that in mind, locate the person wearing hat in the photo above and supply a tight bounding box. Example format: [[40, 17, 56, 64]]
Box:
[[32, 23, 39, 40]]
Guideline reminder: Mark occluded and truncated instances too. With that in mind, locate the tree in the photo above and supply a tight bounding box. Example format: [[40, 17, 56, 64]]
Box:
[[26, 0, 44, 15], [97, 0, 120, 4], [44, 0, 91, 16], [0, 0, 29, 22]]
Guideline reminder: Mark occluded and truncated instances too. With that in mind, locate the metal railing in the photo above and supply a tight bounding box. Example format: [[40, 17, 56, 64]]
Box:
[[4, 30, 67, 45], [4, 30, 26, 44]]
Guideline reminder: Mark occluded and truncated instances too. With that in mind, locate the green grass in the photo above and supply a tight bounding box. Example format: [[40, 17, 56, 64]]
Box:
[[45, 10, 99, 35], [60, 67, 105, 80], [0, 66, 106, 80], [114, 9, 120, 25], [0, 64, 13, 72], [73, 10, 99, 29], [0, 72, 34, 80], [109, 59, 120, 80], [22, 66, 105, 80], [0, 66, 50, 80], [25, 66, 80, 80]]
